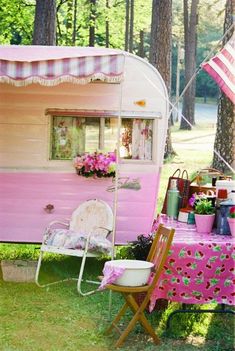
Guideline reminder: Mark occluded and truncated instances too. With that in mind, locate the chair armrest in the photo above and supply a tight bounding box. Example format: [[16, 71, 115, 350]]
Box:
[[47, 220, 70, 229], [96, 226, 113, 238]]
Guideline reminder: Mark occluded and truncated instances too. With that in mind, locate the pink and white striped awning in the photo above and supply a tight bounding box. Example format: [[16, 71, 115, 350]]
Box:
[[201, 35, 235, 104], [0, 45, 125, 86]]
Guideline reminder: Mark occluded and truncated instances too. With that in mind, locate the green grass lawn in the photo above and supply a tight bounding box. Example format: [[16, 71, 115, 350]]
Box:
[[0, 255, 234, 351], [1, 123, 234, 351]]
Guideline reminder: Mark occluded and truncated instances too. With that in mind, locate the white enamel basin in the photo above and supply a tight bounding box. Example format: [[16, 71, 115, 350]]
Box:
[[110, 259, 154, 287]]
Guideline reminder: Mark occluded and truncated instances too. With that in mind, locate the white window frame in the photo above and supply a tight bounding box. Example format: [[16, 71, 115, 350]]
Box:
[[46, 109, 161, 164]]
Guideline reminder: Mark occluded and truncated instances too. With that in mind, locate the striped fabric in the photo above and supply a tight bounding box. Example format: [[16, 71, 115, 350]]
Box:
[[0, 45, 125, 86], [202, 35, 235, 104]]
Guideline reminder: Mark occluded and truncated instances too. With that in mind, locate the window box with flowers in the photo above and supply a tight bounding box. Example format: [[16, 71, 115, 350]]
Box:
[[73, 151, 116, 178]]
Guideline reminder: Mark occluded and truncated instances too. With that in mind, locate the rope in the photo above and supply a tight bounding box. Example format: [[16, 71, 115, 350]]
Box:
[[143, 33, 235, 173], [168, 22, 235, 127], [172, 22, 235, 111], [111, 54, 125, 261], [213, 150, 235, 174], [167, 22, 235, 172]]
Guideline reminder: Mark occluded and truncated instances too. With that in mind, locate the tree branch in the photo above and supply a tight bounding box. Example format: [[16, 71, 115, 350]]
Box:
[[57, 0, 69, 12]]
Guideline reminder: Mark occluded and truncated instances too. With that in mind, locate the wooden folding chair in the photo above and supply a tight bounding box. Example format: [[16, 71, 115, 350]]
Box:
[[105, 223, 175, 348]]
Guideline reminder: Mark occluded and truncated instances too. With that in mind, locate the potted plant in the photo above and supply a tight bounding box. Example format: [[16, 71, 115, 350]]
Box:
[[194, 199, 215, 234], [227, 206, 235, 237]]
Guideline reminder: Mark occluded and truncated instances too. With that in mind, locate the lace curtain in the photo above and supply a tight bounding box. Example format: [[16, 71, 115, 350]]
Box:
[[132, 119, 152, 160]]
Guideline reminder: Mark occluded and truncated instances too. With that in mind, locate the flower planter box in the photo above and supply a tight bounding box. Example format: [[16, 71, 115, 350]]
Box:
[[1, 260, 37, 282]]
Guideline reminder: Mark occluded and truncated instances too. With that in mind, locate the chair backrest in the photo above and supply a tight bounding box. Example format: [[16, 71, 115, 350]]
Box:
[[69, 199, 113, 237], [147, 223, 175, 293]]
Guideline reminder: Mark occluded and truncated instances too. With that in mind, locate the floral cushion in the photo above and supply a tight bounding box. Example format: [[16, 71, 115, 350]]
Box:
[[44, 228, 112, 255]]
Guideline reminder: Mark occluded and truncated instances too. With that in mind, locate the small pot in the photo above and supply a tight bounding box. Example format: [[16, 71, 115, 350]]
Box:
[[195, 213, 215, 234], [217, 200, 235, 235], [227, 218, 235, 237]]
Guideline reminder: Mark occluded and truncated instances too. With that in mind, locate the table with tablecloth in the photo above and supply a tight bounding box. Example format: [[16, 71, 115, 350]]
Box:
[[149, 216, 235, 312]]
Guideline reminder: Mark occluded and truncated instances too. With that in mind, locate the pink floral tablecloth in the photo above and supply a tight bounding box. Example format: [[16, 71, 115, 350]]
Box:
[[149, 216, 235, 312]]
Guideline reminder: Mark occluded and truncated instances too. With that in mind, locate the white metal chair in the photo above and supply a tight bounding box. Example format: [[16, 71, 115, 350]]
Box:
[[35, 199, 113, 296]]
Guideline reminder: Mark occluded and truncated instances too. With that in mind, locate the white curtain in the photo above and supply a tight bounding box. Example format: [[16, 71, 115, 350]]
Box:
[[131, 119, 152, 160]]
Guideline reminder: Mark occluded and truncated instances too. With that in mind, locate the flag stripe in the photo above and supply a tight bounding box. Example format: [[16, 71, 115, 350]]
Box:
[[222, 47, 234, 66], [213, 57, 235, 84], [203, 63, 235, 104], [204, 60, 235, 92], [216, 52, 235, 78], [224, 41, 235, 62], [202, 35, 235, 104]]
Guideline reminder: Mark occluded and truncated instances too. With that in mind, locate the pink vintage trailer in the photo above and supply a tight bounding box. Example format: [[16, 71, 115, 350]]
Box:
[[0, 45, 169, 245]]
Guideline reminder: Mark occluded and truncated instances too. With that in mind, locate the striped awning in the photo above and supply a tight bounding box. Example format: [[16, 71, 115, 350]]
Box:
[[201, 35, 235, 104], [0, 45, 125, 86]]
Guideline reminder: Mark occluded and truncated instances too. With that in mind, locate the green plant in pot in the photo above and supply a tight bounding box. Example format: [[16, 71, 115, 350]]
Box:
[[194, 199, 215, 234]]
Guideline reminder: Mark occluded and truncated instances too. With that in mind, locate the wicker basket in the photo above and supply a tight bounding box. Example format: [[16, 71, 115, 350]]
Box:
[[189, 167, 230, 197], [1, 260, 37, 282]]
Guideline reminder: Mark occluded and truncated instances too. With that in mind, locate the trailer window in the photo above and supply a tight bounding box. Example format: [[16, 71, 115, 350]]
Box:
[[50, 115, 153, 161], [120, 118, 153, 160], [50, 116, 117, 160]]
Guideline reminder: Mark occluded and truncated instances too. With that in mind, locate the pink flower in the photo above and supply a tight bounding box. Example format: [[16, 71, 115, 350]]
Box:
[[73, 151, 116, 178], [188, 194, 196, 207], [73, 156, 85, 170], [229, 206, 235, 219]]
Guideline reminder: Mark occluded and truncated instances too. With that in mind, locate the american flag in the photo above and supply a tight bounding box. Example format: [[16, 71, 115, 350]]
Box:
[[202, 34, 235, 104]]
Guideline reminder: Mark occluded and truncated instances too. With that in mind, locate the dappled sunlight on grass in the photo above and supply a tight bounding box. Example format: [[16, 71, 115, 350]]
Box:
[[185, 335, 207, 347], [1, 252, 234, 350]]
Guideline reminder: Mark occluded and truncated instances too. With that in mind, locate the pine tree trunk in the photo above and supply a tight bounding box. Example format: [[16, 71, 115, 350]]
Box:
[[105, 0, 109, 48], [213, 98, 235, 172], [180, 0, 199, 130], [89, 0, 96, 47], [72, 0, 78, 45], [150, 0, 175, 157], [66, 0, 73, 45], [138, 30, 144, 58], [32, 0, 56, 45], [129, 0, 134, 53], [125, 0, 129, 51], [212, 0, 235, 172]]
